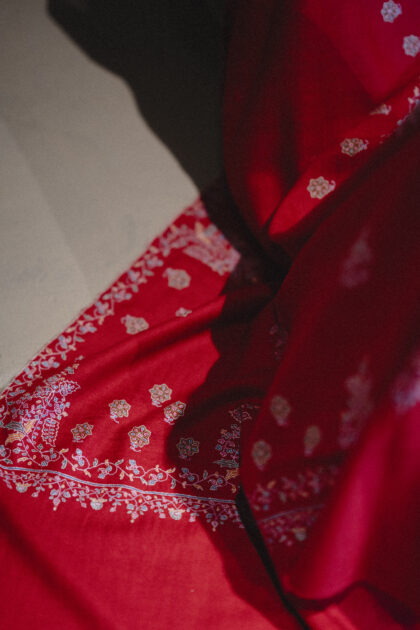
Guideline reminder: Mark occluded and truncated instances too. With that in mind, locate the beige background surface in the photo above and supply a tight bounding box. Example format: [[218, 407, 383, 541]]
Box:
[[0, 1, 223, 389]]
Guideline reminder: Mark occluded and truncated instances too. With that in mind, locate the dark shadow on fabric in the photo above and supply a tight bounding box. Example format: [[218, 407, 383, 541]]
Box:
[[47, 0, 224, 191]]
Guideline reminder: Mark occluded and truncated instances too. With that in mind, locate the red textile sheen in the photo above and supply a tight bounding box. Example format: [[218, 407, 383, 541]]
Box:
[[1, 2, 420, 629]]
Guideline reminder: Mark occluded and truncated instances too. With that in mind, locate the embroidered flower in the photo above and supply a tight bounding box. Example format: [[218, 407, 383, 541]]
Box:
[[121, 315, 149, 335], [163, 401, 186, 425], [177, 437, 200, 459], [392, 351, 420, 414], [307, 176, 336, 199], [15, 483, 29, 493], [149, 384, 172, 407], [340, 138, 368, 157], [303, 425, 321, 457], [164, 268, 191, 290], [252, 440, 272, 470], [90, 499, 105, 511], [292, 527, 307, 542], [381, 1, 402, 23], [339, 360, 373, 449], [340, 230, 372, 288], [403, 35, 420, 58], [168, 507, 185, 520], [370, 103, 392, 116], [183, 223, 241, 276], [109, 399, 131, 423], [270, 395, 291, 427], [71, 422, 93, 442], [175, 307, 192, 318], [128, 425, 151, 451]]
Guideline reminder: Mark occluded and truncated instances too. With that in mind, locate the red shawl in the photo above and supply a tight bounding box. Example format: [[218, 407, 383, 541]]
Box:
[[1, 2, 419, 628]]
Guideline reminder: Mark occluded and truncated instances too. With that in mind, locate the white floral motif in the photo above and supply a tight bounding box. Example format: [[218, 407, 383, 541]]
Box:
[[270, 396, 291, 427], [121, 315, 149, 335], [149, 384, 172, 407], [303, 425, 321, 457], [392, 351, 420, 414], [339, 359, 373, 449], [175, 307, 192, 318], [381, 1, 402, 23], [168, 507, 185, 521], [403, 35, 420, 58], [128, 425, 151, 452], [340, 230, 372, 288], [183, 222, 240, 275], [370, 103, 392, 116], [71, 422, 93, 443], [109, 399, 131, 423], [252, 440, 272, 470], [340, 138, 368, 157], [307, 176, 336, 199], [163, 401, 186, 425], [164, 268, 191, 290]]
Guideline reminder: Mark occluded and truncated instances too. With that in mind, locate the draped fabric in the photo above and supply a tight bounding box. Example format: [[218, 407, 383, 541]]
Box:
[[1, 2, 419, 628]]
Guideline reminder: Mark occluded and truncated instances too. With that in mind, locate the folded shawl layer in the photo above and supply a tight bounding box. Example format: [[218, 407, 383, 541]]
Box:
[[224, 0, 420, 626]]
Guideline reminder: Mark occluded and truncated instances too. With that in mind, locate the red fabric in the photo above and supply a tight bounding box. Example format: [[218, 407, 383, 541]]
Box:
[[1, 2, 420, 628]]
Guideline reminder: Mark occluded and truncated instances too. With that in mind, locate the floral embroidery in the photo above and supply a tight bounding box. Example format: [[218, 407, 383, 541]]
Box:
[[183, 222, 240, 276], [128, 425, 151, 452], [252, 440, 272, 470], [303, 425, 321, 456], [0, 363, 81, 448], [307, 176, 336, 199], [270, 396, 291, 427], [163, 268, 191, 290], [0, 465, 241, 530], [340, 229, 372, 288], [370, 103, 392, 116], [339, 359, 373, 449], [121, 315, 149, 335], [258, 507, 321, 547], [340, 138, 368, 157], [403, 35, 420, 58], [168, 507, 185, 520], [0, 393, 249, 528], [1, 198, 238, 395], [213, 403, 260, 470], [149, 384, 172, 407], [163, 401, 186, 425], [250, 465, 339, 514], [381, 1, 402, 23], [392, 351, 420, 413], [214, 422, 241, 469], [71, 422, 93, 443], [177, 437, 200, 460], [109, 399, 131, 423], [175, 307, 192, 318]]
